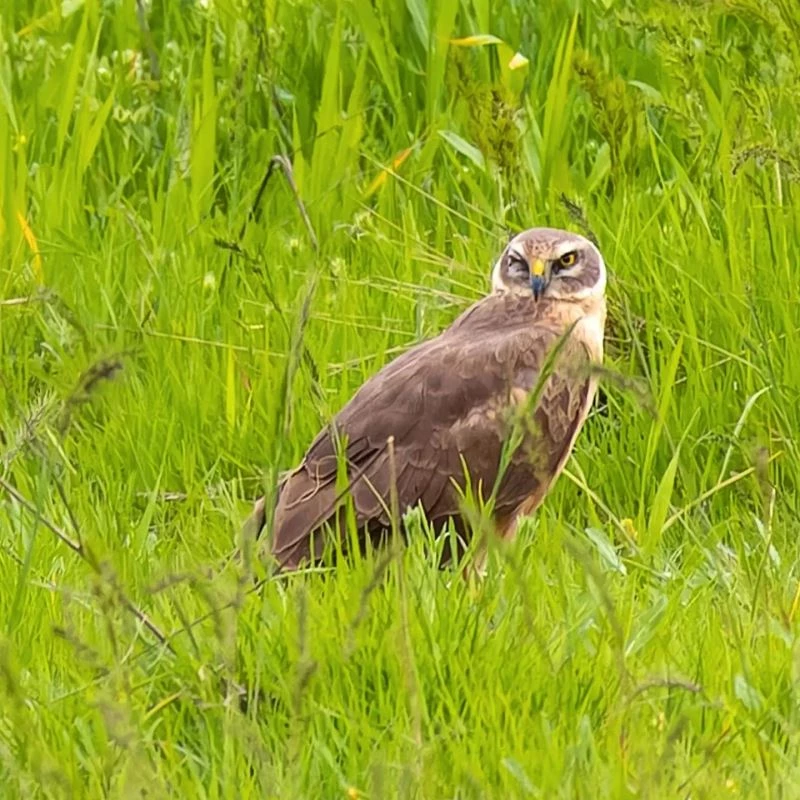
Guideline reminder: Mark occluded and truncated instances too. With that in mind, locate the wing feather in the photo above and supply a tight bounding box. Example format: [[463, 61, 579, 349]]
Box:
[[269, 294, 596, 569]]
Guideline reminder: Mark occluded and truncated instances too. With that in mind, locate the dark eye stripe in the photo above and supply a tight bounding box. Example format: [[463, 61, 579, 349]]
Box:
[[506, 254, 529, 277]]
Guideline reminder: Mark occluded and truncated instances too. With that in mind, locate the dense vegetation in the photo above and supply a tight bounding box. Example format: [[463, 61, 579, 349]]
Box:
[[1, 0, 799, 795]]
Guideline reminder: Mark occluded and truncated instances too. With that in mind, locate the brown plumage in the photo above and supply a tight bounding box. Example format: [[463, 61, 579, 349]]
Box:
[[248, 227, 607, 571]]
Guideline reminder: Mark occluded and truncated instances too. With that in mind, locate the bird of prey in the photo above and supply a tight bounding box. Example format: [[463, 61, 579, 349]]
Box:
[[248, 227, 607, 571]]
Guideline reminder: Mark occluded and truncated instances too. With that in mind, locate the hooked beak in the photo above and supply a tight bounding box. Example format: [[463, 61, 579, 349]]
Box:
[[530, 259, 547, 301]]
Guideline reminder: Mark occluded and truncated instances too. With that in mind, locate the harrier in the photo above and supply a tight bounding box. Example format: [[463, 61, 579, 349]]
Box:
[[248, 227, 607, 570]]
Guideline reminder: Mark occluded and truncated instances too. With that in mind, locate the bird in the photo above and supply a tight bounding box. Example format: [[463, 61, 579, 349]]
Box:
[[247, 227, 607, 571]]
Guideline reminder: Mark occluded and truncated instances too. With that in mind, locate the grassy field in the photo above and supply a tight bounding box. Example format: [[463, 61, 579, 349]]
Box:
[[1, 0, 800, 796]]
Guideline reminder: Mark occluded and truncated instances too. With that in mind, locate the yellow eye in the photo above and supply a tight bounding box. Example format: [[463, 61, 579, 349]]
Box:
[[559, 252, 577, 268]]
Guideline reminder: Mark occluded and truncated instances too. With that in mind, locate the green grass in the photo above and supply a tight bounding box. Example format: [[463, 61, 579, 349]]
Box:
[[1, 0, 800, 796]]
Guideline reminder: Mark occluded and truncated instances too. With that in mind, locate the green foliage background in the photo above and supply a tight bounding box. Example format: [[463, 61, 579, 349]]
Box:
[[1, 0, 800, 796]]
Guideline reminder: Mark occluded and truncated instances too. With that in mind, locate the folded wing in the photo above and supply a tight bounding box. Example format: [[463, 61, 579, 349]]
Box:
[[269, 299, 593, 569]]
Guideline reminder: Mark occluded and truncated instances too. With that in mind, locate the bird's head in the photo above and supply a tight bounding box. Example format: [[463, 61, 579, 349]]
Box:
[[491, 227, 607, 302]]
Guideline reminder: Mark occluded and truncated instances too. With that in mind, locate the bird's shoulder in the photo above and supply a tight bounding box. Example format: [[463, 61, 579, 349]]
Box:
[[342, 298, 562, 415], [301, 296, 573, 469]]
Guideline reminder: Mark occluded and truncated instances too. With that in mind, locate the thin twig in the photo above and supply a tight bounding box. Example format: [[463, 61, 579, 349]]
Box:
[[0, 477, 173, 653], [220, 153, 318, 293], [217, 154, 324, 412], [0, 477, 82, 554], [241, 155, 318, 251]]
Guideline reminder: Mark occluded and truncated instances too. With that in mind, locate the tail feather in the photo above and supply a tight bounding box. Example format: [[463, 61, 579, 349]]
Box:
[[270, 469, 341, 567]]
